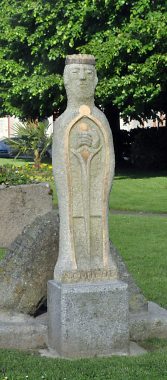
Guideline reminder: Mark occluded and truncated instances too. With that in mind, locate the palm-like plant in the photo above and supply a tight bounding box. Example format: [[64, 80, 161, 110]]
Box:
[[8, 120, 52, 168]]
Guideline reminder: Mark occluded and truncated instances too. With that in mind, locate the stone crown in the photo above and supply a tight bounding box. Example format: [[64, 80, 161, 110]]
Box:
[[65, 54, 96, 66]]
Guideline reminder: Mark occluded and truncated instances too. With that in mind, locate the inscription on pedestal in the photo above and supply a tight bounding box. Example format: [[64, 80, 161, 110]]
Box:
[[62, 269, 117, 283]]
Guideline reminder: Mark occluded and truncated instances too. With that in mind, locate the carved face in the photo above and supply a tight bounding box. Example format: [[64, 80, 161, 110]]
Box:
[[64, 63, 98, 100]]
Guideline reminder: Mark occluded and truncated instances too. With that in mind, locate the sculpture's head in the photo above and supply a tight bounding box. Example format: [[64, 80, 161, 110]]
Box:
[[64, 54, 98, 101]]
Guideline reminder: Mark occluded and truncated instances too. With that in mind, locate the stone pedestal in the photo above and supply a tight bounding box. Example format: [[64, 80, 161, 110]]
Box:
[[48, 280, 129, 358]]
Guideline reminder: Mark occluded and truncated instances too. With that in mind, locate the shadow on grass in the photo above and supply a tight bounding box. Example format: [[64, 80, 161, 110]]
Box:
[[115, 167, 167, 180]]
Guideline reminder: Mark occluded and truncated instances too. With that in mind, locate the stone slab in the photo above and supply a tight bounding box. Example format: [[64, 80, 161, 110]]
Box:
[[1, 301, 167, 352], [0, 311, 47, 350], [0, 210, 59, 315], [130, 301, 167, 341], [39, 341, 147, 358], [129, 341, 147, 356], [0, 182, 52, 247], [47, 280, 129, 358]]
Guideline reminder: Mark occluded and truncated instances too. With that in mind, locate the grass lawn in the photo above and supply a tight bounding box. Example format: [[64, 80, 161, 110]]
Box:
[[109, 214, 167, 309], [0, 160, 167, 378], [110, 169, 167, 213], [0, 157, 33, 166], [0, 345, 167, 380], [0, 217, 167, 379]]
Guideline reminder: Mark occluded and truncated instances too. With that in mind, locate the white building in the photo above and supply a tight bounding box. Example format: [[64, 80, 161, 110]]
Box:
[[0, 116, 19, 139], [120, 112, 166, 131], [0, 116, 53, 139]]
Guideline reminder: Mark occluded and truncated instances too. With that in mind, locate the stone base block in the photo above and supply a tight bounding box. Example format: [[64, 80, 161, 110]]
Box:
[[0, 311, 47, 350], [47, 280, 129, 358]]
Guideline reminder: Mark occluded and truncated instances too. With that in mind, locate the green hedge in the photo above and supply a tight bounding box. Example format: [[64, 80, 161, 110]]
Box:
[[118, 127, 167, 170]]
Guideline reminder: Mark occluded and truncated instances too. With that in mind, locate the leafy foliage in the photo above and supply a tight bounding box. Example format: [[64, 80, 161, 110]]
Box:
[[118, 127, 167, 169], [0, 0, 166, 120], [0, 164, 33, 185], [8, 120, 52, 167], [0, 163, 53, 186], [130, 127, 167, 169], [81, 0, 167, 120]]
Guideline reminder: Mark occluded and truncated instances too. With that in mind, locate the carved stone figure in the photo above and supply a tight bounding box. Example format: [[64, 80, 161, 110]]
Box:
[[52, 54, 117, 281], [49, 54, 129, 357]]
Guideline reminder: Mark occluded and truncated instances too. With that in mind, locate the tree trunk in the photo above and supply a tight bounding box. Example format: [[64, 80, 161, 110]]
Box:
[[34, 149, 41, 169]]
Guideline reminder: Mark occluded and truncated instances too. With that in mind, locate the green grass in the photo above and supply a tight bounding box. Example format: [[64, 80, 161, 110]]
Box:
[[0, 157, 33, 166], [140, 338, 167, 353], [0, 347, 167, 380], [0, 248, 6, 260], [1, 159, 167, 212], [0, 160, 167, 377], [109, 213, 167, 309], [1, 216, 167, 380], [110, 170, 167, 213]]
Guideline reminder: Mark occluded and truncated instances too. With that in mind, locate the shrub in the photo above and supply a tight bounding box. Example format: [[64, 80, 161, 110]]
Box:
[[130, 128, 167, 170], [0, 163, 53, 186]]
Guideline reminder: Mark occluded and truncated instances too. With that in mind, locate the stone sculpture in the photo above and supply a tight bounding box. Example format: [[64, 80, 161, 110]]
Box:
[[52, 54, 117, 282], [48, 54, 129, 357]]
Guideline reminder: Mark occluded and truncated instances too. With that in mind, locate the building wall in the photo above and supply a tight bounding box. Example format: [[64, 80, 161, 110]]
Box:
[[0, 116, 19, 139], [0, 116, 53, 139], [120, 113, 166, 131], [0, 117, 9, 138]]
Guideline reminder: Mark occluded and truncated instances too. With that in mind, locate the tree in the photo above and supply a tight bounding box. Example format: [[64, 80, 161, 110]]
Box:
[[0, 0, 166, 122], [8, 120, 52, 167], [0, 0, 85, 118], [82, 0, 167, 123]]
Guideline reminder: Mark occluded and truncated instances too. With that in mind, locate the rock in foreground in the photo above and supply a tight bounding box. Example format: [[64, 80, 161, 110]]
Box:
[[0, 210, 59, 315]]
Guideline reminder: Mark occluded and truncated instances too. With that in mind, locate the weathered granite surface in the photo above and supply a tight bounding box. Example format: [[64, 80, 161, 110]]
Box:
[[49, 54, 130, 357], [0, 183, 53, 247], [1, 301, 167, 351], [0, 311, 47, 350], [0, 210, 59, 315], [130, 301, 167, 341], [48, 280, 129, 357], [52, 54, 117, 282]]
